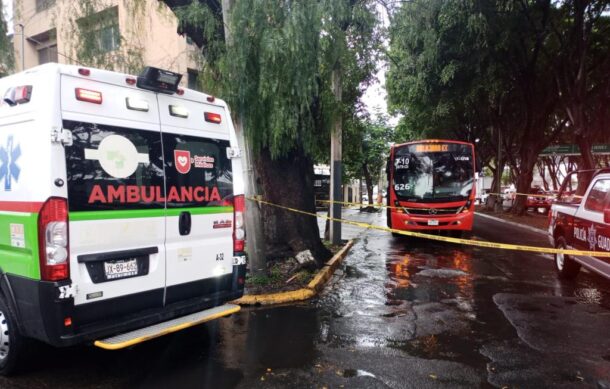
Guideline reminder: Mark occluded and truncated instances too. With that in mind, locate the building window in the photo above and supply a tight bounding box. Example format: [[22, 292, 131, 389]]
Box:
[[29, 29, 57, 65], [36, 0, 56, 12], [187, 69, 199, 91], [38, 44, 58, 64], [77, 6, 120, 54], [98, 24, 120, 53]]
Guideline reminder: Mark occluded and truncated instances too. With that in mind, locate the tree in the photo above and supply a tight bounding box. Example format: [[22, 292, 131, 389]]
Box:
[[387, 0, 568, 215], [344, 114, 394, 205], [0, 0, 13, 76], [550, 1, 610, 171], [165, 0, 381, 265]]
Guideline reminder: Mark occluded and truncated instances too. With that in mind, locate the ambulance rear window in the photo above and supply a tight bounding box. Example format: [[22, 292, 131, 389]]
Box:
[[65, 120, 233, 212], [162, 133, 233, 208], [65, 120, 165, 212]]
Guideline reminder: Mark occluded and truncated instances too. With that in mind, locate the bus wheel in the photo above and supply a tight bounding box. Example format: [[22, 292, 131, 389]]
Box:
[[555, 237, 580, 280], [0, 295, 27, 376]]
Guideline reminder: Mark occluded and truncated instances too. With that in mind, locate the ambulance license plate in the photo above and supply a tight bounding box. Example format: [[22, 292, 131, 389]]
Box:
[[104, 259, 138, 280], [427, 219, 439, 226]]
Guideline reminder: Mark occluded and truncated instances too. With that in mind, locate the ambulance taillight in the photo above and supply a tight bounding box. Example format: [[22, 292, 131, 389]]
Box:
[[204, 112, 222, 124], [38, 198, 69, 281], [233, 195, 246, 253], [75, 88, 103, 104]]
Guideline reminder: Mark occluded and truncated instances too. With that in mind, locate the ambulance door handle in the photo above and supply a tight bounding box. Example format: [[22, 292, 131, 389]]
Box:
[[179, 211, 192, 236]]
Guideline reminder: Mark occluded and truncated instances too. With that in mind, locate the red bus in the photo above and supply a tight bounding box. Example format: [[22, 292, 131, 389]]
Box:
[[386, 140, 477, 236]]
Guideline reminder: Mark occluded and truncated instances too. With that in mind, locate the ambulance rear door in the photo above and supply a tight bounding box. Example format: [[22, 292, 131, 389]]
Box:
[[157, 94, 234, 304], [61, 74, 167, 324]]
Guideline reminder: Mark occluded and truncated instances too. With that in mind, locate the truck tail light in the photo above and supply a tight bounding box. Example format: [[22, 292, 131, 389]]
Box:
[[38, 198, 70, 281], [233, 195, 245, 253], [204, 112, 222, 124], [3, 85, 33, 106], [75, 88, 103, 104]]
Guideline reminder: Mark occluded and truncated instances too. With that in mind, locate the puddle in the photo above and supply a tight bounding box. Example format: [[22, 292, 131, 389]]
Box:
[[574, 288, 602, 305], [341, 369, 376, 378], [418, 268, 469, 278]]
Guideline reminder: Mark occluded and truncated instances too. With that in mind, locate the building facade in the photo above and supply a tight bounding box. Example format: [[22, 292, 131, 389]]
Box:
[[12, 0, 200, 87]]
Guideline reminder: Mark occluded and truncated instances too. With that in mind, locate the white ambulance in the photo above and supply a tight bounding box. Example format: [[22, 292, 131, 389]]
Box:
[[0, 63, 247, 374]]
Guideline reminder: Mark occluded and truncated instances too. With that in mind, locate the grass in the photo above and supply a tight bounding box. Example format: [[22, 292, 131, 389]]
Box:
[[246, 264, 283, 286]]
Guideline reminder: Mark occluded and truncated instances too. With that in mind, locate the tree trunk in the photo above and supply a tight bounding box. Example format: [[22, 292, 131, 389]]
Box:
[[575, 134, 595, 196], [544, 157, 560, 190], [576, 133, 595, 170], [512, 152, 537, 215], [255, 147, 332, 266], [486, 160, 504, 211], [537, 160, 550, 191]]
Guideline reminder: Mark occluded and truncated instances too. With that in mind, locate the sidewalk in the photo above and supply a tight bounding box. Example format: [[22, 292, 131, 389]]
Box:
[[475, 206, 548, 233]]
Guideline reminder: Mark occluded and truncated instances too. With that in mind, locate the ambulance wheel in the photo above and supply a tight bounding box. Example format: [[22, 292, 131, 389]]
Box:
[[555, 237, 581, 280], [0, 295, 27, 376]]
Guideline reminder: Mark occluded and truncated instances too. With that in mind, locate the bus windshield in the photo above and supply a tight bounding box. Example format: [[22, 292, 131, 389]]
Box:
[[392, 143, 474, 203]]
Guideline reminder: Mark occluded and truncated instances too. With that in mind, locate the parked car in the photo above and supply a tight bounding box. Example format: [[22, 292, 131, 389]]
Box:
[[526, 187, 552, 213], [548, 169, 610, 280]]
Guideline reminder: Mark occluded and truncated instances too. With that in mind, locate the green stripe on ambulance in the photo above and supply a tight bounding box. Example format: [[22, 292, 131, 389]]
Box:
[[0, 212, 41, 279]]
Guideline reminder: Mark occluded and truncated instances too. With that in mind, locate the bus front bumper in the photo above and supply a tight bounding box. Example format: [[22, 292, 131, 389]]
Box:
[[390, 211, 474, 231]]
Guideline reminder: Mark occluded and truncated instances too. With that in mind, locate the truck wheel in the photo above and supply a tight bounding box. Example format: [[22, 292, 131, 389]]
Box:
[[555, 237, 581, 280], [0, 295, 26, 376]]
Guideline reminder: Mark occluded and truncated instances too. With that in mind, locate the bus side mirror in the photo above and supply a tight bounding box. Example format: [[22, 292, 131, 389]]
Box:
[[605, 209, 610, 224]]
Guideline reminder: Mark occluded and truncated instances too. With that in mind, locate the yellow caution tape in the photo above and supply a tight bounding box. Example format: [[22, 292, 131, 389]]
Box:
[[249, 197, 610, 258], [320, 199, 396, 209], [320, 193, 554, 211], [485, 192, 555, 199]]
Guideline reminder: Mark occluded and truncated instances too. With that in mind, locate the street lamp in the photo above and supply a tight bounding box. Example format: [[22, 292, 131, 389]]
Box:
[[17, 23, 25, 71]]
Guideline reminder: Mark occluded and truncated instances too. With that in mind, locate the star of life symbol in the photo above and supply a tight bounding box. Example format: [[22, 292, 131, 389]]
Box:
[[85, 135, 149, 179], [587, 224, 597, 250], [0, 136, 21, 191]]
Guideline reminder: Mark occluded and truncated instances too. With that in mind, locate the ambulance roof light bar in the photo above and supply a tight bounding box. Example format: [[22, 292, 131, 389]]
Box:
[[136, 67, 182, 95]]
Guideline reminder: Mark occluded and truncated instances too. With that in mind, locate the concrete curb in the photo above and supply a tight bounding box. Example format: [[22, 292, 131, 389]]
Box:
[[232, 239, 355, 306], [475, 212, 547, 235]]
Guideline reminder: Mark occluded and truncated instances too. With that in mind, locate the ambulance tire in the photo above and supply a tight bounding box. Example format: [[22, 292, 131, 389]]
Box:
[[554, 236, 581, 280], [0, 294, 27, 376]]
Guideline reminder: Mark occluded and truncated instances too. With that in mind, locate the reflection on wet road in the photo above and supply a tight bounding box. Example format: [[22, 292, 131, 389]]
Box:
[[3, 210, 610, 388]]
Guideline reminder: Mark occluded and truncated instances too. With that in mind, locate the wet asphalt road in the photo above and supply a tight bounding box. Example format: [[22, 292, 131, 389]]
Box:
[[2, 210, 610, 388]]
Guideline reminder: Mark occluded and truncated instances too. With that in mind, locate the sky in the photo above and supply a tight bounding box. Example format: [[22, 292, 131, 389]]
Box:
[[361, 63, 395, 125], [361, 4, 400, 127], [3, 0, 13, 34]]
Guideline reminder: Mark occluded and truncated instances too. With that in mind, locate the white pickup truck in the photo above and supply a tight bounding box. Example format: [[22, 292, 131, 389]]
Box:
[[548, 169, 610, 280]]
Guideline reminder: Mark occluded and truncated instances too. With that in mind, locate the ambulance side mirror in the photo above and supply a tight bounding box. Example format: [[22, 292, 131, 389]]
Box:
[[604, 209, 610, 224]]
